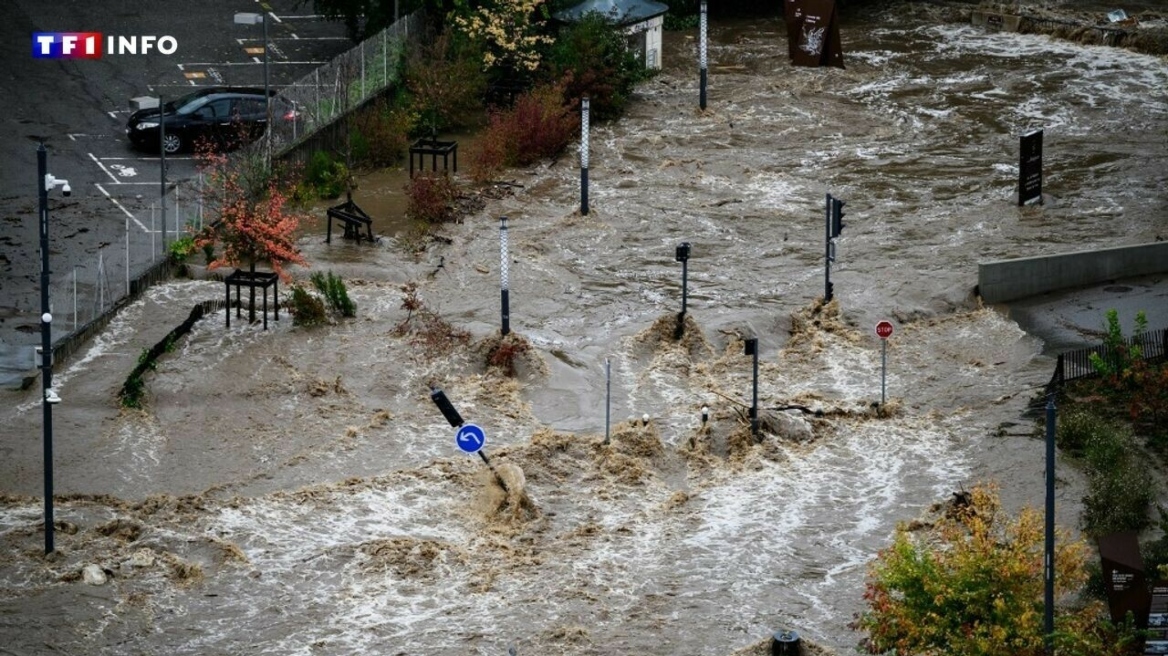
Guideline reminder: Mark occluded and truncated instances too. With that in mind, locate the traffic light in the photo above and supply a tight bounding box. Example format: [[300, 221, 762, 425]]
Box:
[[429, 386, 464, 427], [831, 198, 846, 238]]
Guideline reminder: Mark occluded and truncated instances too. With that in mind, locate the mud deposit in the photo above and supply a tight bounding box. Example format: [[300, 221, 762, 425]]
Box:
[[2, 3, 1165, 654]]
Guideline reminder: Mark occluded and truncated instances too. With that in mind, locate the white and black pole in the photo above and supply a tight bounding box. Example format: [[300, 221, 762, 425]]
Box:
[[745, 337, 759, 440], [580, 96, 590, 216], [699, 0, 708, 110], [604, 358, 611, 445], [500, 216, 510, 336]]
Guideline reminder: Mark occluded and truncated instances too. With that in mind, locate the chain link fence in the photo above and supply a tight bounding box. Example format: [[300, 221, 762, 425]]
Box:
[[249, 11, 424, 161], [35, 13, 425, 371]]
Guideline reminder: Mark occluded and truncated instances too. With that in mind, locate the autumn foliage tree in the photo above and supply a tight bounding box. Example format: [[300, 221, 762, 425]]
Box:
[[857, 483, 1141, 656], [195, 149, 307, 322]]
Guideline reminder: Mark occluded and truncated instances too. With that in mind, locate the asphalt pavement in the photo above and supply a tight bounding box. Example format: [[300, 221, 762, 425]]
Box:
[[0, 0, 354, 386]]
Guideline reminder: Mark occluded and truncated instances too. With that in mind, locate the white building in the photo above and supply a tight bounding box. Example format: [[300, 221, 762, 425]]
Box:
[[553, 0, 671, 70]]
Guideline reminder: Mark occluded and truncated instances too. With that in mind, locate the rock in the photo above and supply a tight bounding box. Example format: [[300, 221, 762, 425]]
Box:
[[82, 563, 107, 585], [763, 410, 814, 443]]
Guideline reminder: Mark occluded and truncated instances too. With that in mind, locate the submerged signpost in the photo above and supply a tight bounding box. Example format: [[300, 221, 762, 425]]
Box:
[[1019, 129, 1044, 206], [875, 320, 893, 405], [429, 385, 508, 493]]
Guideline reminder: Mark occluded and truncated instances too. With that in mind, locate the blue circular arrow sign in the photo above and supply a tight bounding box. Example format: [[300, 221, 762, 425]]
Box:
[[455, 423, 486, 454]]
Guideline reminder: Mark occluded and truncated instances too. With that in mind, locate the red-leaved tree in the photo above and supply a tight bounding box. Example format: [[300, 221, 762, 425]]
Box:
[[195, 148, 306, 323]]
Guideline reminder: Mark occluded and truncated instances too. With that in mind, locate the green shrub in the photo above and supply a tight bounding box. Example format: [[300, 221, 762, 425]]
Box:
[[1059, 409, 1155, 536], [546, 12, 650, 122], [310, 271, 356, 318], [351, 99, 417, 168], [287, 285, 328, 327], [167, 235, 197, 265], [303, 151, 349, 199]]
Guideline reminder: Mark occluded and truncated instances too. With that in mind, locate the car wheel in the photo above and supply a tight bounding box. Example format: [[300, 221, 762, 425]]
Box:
[[162, 133, 182, 155]]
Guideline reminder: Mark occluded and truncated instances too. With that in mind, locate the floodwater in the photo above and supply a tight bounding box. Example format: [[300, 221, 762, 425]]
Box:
[[2, 4, 1167, 654]]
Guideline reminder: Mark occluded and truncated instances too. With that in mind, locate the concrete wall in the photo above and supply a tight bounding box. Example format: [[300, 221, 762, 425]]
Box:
[[978, 242, 1168, 303]]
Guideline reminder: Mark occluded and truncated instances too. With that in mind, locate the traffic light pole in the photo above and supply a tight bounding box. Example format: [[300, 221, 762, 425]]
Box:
[[824, 193, 833, 303]]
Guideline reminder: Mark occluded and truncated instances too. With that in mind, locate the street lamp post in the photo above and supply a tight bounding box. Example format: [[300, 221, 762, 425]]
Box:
[[37, 143, 69, 555], [235, 12, 271, 168]]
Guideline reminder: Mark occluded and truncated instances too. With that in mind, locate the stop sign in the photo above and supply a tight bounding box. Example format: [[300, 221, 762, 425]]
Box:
[[876, 320, 894, 339]]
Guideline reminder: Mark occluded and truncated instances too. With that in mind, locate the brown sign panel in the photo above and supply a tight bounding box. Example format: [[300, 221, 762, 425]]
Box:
[[1099, 531, 1150, 627], [785, 0, 844, 69]]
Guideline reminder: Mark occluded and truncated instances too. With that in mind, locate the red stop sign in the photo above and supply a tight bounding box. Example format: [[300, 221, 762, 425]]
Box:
[[876, 320, 894, 339]]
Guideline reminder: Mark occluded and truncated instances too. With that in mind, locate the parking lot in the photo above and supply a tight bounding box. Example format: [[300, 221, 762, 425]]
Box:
[[0, 0, 357, 382]]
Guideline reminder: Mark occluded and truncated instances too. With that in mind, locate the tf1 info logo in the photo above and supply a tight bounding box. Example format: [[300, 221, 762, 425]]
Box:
[[33, 33, 179, 59]]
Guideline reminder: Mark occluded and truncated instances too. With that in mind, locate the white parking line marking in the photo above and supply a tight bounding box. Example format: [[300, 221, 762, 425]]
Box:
[[252, 56, 262, 64], [107, 111, 118, 119], [276, 14, 326, 19], [267, 11, 282, 23], [95, 184, 145, 229], [291, 33, 299, 39], [88, 152, 120, 184]]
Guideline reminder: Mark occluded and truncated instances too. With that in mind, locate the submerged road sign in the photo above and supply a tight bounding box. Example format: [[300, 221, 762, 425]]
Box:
[[455, 423, 486, 454]]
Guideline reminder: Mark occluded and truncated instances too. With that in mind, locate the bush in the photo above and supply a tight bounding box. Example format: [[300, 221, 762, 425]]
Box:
[[469, 82, 579, 180], [1058, 409, 1155, 536], [167, 235, 197, 265], [310, 271, 356, 318], [302, 151, 350, 199], [546, 13, 649, 122], [405, 172, 460, 223], [287, 285, 328, 327], [351, 98, 417, 168]]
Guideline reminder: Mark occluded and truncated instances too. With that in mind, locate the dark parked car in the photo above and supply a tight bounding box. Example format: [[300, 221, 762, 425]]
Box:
[[126, 87, 295, 154]]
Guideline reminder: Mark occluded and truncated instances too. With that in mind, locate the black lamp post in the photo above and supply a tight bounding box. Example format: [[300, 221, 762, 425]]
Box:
[[37, 143, 69, 555]]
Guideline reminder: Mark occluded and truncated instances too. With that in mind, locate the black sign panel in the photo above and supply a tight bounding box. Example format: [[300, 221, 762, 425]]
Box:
[[1019, 129, 1043, 206], [785, 0, 844, 69]]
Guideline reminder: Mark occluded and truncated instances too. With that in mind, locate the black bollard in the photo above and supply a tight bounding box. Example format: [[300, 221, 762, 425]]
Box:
[[771, 629, 800, 656]]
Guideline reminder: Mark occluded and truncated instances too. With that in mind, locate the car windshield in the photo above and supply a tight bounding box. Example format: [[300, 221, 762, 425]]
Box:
[[163, 90, 213, 115]]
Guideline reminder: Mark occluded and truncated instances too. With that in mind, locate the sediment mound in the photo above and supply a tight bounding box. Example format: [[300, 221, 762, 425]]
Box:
[[474, 331, 547, 378], [634, 312, 714, 361]]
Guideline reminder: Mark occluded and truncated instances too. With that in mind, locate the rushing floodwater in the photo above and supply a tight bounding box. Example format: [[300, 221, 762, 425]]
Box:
[[2, 4, 1166, 654]]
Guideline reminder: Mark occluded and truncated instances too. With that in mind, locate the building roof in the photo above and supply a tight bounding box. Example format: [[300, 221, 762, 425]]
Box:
[[553, 0, 669, 26]]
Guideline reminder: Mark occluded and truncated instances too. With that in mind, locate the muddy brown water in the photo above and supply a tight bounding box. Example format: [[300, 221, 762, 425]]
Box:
[[2, 4, 1167, 654]]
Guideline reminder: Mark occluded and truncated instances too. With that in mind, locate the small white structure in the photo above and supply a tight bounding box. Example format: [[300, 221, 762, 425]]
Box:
[[553, 0, 671, 70]]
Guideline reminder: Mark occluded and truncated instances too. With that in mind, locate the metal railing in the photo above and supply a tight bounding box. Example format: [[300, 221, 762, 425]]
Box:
[[1048, 328, 1168, 392]]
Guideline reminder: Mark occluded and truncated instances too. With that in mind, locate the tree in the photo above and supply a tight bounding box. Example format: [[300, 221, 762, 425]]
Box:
[[857, 483, 1141, 656], [450, 0, 554, 74], [195, 150, 307, 323]]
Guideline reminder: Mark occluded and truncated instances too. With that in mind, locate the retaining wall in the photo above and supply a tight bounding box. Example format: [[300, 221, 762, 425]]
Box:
[[978, 241, 1168, 303]]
